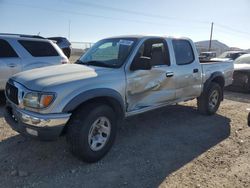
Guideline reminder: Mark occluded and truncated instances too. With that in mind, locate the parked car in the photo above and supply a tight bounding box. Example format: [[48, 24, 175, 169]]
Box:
[[0, 34, 69, 91], [228, 54, 250, 92], [211, 51, 247, 61], [199, 51, 216, 61], [4, 35, 234, 162], [47, 37, 71, 58]]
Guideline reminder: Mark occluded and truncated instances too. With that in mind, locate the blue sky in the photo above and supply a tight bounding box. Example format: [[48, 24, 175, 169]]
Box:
[[1, 0, 250, 49]]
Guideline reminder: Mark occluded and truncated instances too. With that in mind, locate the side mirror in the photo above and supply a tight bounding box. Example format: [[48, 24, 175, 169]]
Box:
[[130, 56, 152, 71]]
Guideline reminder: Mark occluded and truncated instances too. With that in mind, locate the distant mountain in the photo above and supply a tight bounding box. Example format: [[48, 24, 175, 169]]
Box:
[[195, 40, 229, 55]]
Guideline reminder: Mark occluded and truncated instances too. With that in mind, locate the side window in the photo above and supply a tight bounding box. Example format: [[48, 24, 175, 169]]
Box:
[[18, 40, 59, 57], [173, 39, 194, 65], [134, 39, 170, 67], [0, 39, 18, 58]]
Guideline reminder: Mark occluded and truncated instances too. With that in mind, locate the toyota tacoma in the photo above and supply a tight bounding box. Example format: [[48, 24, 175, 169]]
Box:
[[4, 35, 234, 162]]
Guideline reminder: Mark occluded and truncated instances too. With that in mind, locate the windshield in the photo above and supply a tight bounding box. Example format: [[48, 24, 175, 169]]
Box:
[[78, 38, 137, 68], [234, 55, 250, 64]]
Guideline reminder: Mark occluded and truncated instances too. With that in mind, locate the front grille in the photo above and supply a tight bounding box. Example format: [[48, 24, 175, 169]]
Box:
[[6, 82, 19, 105]]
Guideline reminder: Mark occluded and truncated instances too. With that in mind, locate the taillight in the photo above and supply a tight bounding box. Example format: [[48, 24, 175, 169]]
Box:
[[61, 59, 69, 64]]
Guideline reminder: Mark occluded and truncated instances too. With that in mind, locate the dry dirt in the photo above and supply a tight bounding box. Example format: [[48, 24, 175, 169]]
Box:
[[0, 91, 249, 188]]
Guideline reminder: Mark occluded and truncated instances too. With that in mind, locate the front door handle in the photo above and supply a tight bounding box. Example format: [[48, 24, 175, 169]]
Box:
[[193, 68, 199, 73], [166, 72, 174, 77]]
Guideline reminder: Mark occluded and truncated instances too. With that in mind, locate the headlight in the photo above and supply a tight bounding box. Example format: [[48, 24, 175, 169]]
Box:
[[23, 92, 55, 109]]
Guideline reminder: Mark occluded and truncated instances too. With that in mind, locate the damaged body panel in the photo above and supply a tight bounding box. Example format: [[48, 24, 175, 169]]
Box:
[[126, 67, 175, 111]]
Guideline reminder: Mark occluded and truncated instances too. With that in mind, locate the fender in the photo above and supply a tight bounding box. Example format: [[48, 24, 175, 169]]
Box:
[[203, 72, 225, 100], [203, 72, 225, 91], [62, 88, 125, 115]]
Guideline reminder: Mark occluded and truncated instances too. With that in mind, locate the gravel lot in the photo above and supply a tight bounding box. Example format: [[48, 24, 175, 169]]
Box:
[[0, 91, 249, 188]]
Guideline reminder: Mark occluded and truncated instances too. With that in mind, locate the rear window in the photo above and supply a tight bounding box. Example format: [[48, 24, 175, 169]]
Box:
[[0, 39, 18, 58], [19, 40, 59, 57], [173, 39, 194, 65]]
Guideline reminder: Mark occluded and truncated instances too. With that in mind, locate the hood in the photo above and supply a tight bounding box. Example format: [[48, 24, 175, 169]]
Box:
[[11, 64, 113, 91], [234, 63, 250, 71]]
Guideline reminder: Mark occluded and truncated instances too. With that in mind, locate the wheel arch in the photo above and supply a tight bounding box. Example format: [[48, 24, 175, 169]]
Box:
[[62, 88, 125, 120], [203, 72, 225, 100]]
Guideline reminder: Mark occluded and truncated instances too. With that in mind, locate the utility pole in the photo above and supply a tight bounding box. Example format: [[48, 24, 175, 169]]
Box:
[[208, 22, 214, 51], [68, 20, 71, 41]]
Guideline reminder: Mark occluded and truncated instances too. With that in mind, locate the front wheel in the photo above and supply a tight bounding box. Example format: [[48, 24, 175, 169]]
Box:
[[66, 103, 117, 163], [197, 82, 223, 115]]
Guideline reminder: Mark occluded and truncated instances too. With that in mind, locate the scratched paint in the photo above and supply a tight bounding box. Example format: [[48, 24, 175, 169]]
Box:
[[126, 68, 175, 111]]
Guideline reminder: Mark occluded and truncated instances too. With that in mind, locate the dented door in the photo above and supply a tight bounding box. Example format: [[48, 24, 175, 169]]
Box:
[[126, 66, 176, 112]]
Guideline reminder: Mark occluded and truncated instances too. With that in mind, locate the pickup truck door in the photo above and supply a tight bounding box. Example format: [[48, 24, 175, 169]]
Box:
[[0, 39, 22, 90], [171, 39, 202, 99], [126, 38, 176, 112]]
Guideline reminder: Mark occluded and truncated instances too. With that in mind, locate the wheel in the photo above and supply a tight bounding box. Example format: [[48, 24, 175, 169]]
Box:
[[197, 82, 222, 115], [66, 103, 117, 163]]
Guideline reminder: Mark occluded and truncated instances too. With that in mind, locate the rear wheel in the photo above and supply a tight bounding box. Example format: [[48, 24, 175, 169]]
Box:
[[66, 103, 117, 163], [197, 82, 222, 115]]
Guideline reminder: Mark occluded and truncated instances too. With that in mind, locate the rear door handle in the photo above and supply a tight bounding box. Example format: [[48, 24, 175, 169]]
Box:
[[7, 64, 17, 68], [166, 72, 174, 77], [193, 68, 199, 73]]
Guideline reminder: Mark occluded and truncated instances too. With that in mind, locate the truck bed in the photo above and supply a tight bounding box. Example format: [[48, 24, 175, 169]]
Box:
[[201, 60, 234, 87]]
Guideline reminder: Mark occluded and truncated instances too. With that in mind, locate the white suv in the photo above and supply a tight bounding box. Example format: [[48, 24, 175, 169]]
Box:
[[0, 34, 69, 90]]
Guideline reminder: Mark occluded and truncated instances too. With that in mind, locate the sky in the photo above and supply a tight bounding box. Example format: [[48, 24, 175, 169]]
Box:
[[1, 0, 250, 49]]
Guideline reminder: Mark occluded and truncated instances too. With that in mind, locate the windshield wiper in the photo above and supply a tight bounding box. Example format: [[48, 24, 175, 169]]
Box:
[[75, 59, 84, 64]]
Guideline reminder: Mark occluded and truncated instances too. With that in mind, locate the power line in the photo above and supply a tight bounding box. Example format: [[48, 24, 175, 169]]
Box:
[[3, 2, 209, 30], [214, 28, 250, 41], [62, 0, 210, 24], [3, 1, 250, 43], [215, 23, 250, 36], [64, 0, 250, 38]]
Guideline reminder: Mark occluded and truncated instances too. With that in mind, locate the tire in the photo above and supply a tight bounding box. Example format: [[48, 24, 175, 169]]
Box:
[[248, 112, 250, 127], [0, 91, 6, 105], [229, 72, 250, 93], [197, 82, 222, 115], [244, 73, 250, 93], [66, 103, 117, 163]]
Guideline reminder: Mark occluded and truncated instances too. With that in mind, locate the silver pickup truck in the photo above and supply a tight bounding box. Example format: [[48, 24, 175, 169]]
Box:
[[4, 35, 233, 162]]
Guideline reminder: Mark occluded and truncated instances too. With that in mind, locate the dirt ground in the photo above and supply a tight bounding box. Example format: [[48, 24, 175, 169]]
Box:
[[0, 91, 249, 188]]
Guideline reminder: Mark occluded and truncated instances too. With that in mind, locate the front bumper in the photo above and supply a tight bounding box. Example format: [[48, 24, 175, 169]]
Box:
[[5, 103, 71, 140]]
